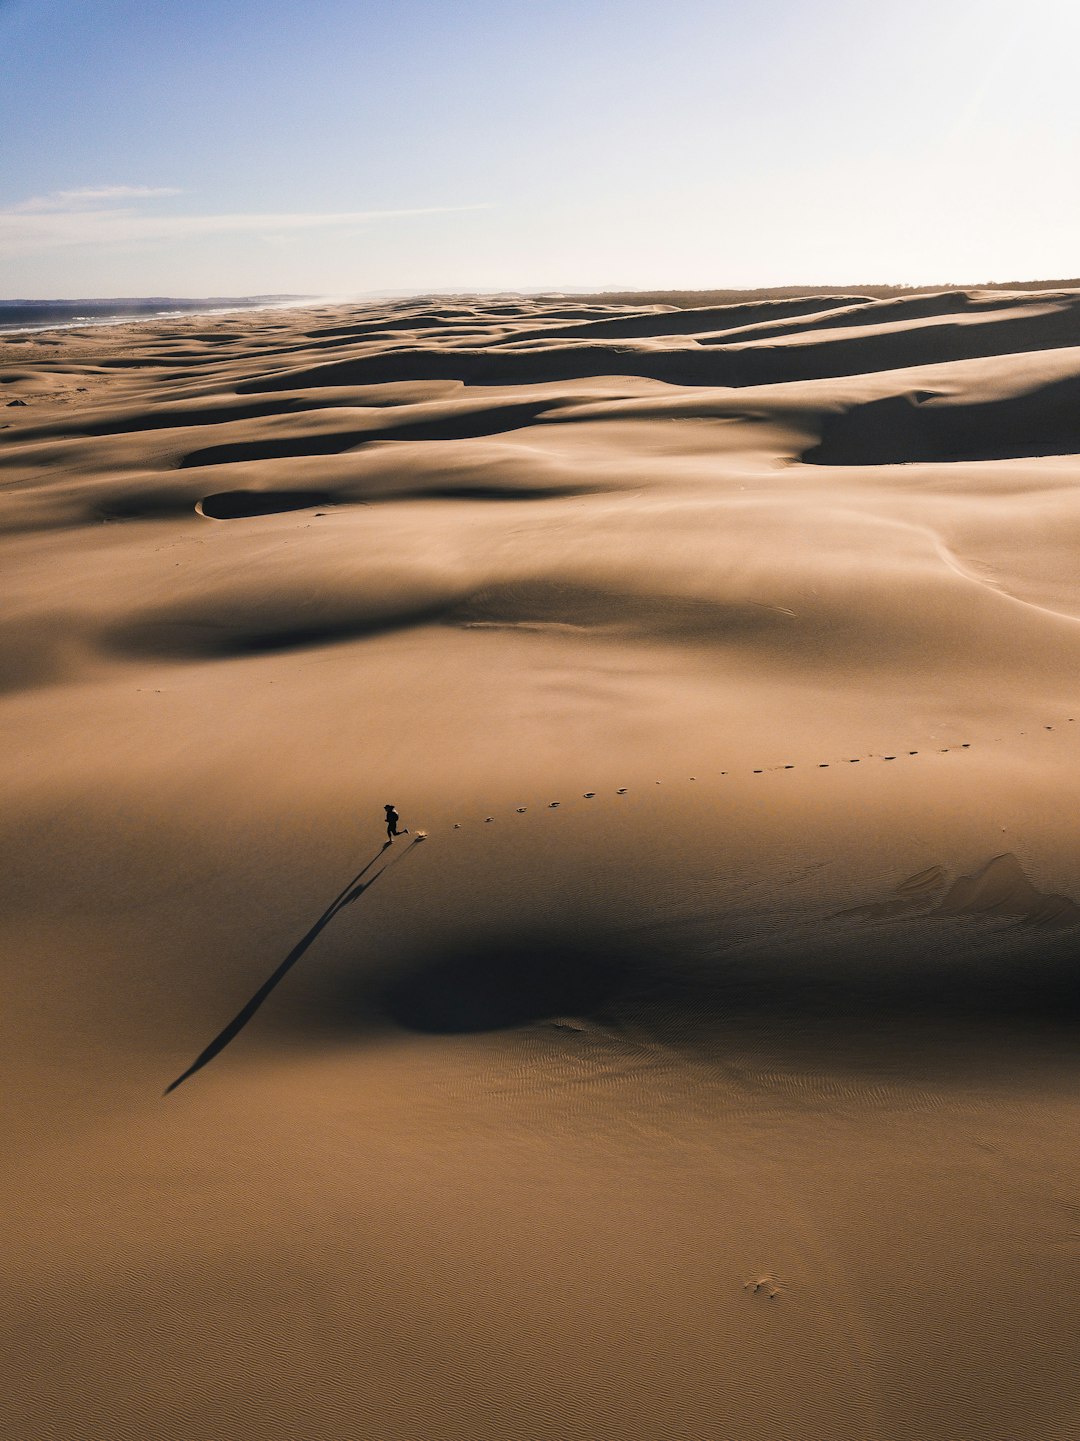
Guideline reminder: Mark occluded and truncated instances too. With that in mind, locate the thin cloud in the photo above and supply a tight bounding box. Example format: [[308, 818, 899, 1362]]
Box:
[[0, 193, 491, 254], [12, 185, 185, 214]]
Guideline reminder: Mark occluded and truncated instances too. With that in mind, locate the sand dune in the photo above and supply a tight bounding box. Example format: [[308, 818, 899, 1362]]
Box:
[[3, 288, 1080, 1441]]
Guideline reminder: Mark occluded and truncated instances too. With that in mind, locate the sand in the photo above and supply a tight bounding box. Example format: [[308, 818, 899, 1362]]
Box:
[[3, 289, 1080, 1441]]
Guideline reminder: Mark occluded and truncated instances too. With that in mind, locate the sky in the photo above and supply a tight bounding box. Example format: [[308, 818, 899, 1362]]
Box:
[[2, 0, 1079, 298]]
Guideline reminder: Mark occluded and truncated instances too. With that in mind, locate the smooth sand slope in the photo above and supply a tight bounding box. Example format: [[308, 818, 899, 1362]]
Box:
[[3, 289, 1080, 1441]]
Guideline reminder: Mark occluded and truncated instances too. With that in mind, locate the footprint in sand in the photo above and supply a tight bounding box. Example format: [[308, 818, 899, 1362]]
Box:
[[617, 788, 627, 795], [548, 802, 560, 809], [516, 807, 527, 813], [584, 792, 595, 798], [485, 817, 494, 823], [744, 1275, 783, 1300]]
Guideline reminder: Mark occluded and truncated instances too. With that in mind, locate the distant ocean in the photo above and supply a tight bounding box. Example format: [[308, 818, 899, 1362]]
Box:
[[0, 295, 312, 335]]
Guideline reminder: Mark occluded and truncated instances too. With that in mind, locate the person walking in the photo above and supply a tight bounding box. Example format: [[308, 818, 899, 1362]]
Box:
[[384, 804, 409, 843]]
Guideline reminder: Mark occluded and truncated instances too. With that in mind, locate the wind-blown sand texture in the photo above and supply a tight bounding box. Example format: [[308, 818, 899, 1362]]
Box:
[[3, 288, 1080, 1441]]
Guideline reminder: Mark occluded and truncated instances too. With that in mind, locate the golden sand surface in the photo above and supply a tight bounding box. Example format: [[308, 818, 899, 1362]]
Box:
[[3, 290, 1080, 1440]]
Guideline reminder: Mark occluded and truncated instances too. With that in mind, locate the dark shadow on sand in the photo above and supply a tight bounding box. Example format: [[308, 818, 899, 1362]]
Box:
[[164, 839, 420, 1095], [306, 914, 1080, 1065], [377, 930, 627, 1033]]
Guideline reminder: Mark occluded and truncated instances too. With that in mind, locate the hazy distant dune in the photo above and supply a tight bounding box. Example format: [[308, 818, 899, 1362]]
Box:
[[216, 289, 1080, 395]]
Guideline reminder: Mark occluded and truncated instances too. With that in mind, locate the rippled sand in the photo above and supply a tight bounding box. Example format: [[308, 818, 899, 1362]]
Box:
[[3, 289, 1080, 1440]]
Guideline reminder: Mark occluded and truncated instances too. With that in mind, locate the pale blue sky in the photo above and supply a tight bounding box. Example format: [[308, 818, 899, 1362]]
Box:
[[2, 0, 1078, 297]]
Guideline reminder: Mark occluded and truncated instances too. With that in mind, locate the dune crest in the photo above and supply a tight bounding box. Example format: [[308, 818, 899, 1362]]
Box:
[[841, 855, 1080, 927], [937, 852, 1080, 924]]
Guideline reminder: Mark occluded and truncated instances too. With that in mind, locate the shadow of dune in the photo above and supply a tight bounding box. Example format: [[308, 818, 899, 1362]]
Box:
[[178, 399, 564, 468], [681, 929, 1080, 1026], [692, 289, 1010, 348], [233, 344, 713, 392], [107, 596, 454, 660], [483, 294, 873, 346], [197, 489, 335, 518], [164, 842, 420, 1094], [180, 429, 371, 467], [94, 489, 209, 522], [107, 578, 800, 667], [377, 930, 628, 1033], [291, 909, 1080, 1066], [193, 481, 591, 521], [10, 398, 309, 444], [803, 372, 1080, 465]]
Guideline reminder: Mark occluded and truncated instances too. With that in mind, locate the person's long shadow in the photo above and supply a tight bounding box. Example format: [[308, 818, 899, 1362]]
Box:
[[164, 839, 420, 1095]]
